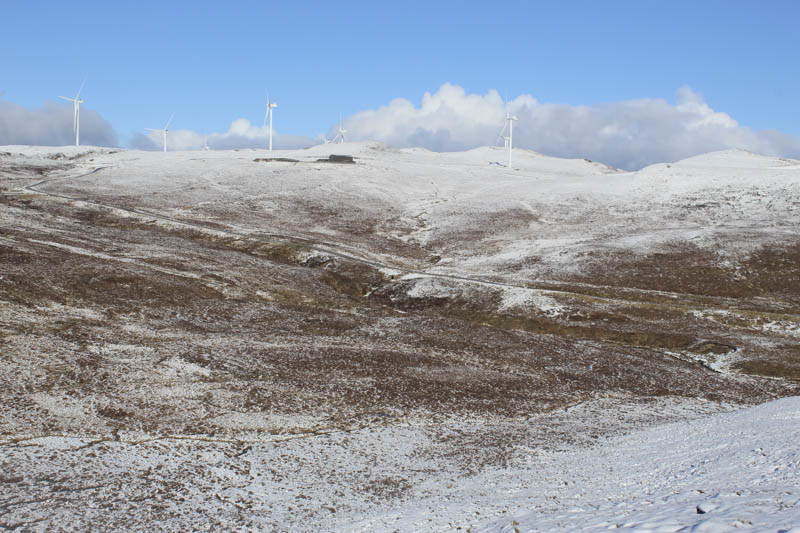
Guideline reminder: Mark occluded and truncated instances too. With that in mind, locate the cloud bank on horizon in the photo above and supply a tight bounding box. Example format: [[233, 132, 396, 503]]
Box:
[[340, 83, 800, 170], [130, 118, 316, 152], [0, 100, 117, 148], [3, 85, 800, 170]]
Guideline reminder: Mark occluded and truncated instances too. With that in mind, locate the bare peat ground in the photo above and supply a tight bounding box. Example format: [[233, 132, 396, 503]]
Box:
[[0, 147, 798, 531]]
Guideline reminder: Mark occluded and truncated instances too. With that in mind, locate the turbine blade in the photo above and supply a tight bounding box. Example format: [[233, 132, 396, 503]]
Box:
[[164, 113, 175, 130], [59, 96, 73, 102], [497, 115, 509, 140], [75, 78, 86, 99]]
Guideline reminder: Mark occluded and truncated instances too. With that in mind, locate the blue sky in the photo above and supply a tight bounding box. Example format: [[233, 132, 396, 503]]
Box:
[[2, 1, 799, 166]]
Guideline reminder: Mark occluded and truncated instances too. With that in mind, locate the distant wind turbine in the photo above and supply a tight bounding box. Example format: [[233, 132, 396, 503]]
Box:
[[146, 113, 174, 152], [59, 80, 85, 146], [331, 113, 347, 144], [264, 93, 277, 150]]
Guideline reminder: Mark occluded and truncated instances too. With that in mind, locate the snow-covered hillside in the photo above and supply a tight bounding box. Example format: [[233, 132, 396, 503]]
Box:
[[8, 142, 798, 277], [1, 144, 798, 531]]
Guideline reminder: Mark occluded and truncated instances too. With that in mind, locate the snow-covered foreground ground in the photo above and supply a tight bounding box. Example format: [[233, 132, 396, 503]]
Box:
[[480, 397, 800, 533], [1, 144, 799, 531], [350, 398, 800, 532], [2, 398, 797, 531]]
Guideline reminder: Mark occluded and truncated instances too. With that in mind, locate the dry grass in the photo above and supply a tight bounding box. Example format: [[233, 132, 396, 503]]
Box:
[[577, 242, 800, 304], [734, 345, 800, 381]]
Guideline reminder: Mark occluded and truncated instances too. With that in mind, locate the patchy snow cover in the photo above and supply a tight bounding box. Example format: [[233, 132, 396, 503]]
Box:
[[691, 309, 800, 341]]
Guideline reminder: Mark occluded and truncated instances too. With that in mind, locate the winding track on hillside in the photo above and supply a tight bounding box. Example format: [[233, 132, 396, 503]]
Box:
[[18, 163, 800, 328]]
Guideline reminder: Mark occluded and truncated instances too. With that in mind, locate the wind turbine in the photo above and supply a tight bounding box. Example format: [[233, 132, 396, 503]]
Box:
[[505, 111, 518, 168], [147, 113, 174, 152], [264, 93, 277, 150], [331, 113, 347, 144], [59, 80, 85, 146]]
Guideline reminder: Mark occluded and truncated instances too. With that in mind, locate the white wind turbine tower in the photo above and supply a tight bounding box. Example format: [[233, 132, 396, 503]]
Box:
[[264, 94, 278, 150], [331, 113, 347, 144], [146, 113, 174, 152], [505, 111, 518, 168], [59, 80, 85, 146]]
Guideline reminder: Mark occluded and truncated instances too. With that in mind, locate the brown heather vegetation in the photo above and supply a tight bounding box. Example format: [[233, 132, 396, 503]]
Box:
[[2, 183, 797, 446]]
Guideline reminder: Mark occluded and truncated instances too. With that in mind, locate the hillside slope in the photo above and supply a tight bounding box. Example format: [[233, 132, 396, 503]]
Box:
[[1, 144, 798, 530]]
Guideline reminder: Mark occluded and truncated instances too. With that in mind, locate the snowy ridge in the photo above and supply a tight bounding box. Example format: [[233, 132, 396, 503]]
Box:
[[672, 149, 800, 169]]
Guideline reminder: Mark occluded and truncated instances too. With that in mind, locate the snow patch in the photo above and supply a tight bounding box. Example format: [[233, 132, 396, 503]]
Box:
[[499, 287, 567, 317], [159, 356, 211, 378]]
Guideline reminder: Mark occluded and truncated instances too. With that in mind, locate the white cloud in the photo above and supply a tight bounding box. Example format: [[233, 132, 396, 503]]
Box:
[[0, 99, 117, 147], [130, 118, 316, 151], [338, 83, 800, 169]]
